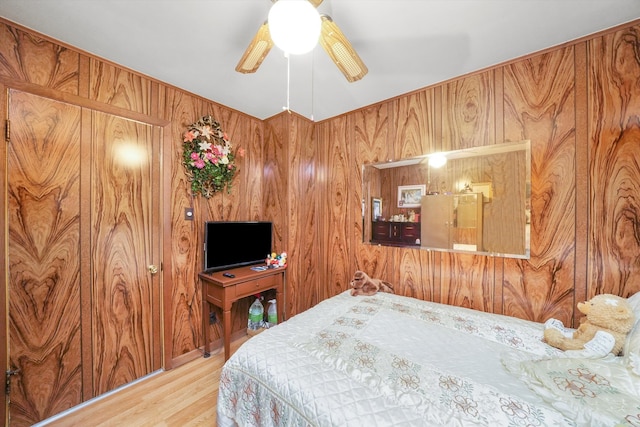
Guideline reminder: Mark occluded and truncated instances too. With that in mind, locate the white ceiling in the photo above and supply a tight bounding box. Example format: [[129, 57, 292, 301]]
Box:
[[1, 1, 639, 121]]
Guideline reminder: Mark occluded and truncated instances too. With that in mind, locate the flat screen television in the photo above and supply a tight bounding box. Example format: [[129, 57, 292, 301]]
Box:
[[203, 221, 272, 273]]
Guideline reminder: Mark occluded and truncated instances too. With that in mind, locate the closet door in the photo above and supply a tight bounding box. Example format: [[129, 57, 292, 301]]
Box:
[[7, 90, 84, 426], [6, 90, 162, 425], [90, 110, 162, 395]]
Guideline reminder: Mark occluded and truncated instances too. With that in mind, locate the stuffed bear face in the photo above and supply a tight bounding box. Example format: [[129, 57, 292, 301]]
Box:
[[577, 294, 634, 334], [350, 270, 379, 296]]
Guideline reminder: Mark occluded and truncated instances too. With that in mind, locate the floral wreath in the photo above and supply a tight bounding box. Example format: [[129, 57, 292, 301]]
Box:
[[182, 115, 244, 197]]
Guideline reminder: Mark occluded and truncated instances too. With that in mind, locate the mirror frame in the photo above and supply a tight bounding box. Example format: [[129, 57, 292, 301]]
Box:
[[362, 141, 531, 259]]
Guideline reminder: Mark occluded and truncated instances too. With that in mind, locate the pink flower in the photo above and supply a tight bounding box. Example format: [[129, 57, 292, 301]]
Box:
[[237, 147, 246, 157], [194, 159, 205, 169], [228, 164, 234, 170], [190, 152, 199, 160], [205, 152, 214, 161], [183, 131, 196, 142]]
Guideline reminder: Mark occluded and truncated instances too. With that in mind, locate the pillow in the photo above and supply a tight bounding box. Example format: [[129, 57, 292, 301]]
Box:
[[623, 291, 640, 372]]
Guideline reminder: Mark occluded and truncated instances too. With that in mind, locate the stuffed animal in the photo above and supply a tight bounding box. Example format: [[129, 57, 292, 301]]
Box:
[[350, 270, 394, 296], [266, 252, 287, 268], [544, 294, 635, 357]]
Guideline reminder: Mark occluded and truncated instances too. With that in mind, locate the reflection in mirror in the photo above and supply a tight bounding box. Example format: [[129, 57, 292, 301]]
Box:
[[362, 141, 531, 258]]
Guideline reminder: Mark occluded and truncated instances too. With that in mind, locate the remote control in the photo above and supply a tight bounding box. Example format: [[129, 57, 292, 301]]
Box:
[[222, 272, 235, 278]]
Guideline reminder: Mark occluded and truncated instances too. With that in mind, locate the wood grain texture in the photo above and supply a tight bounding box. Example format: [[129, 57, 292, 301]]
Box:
[[203, 105, 266, 333], [160, 88, 210, 359], [262, 113, 288, 316], [353, 104, 392, 283], [8, 90, 83, 426], [439, 253, 495, 312], [0, 22, 79, 94], [4, 16, 640, 425], [89, 59, 152, 115], [442, 71, 495, 150], [588, 25, 640, 299], [284, 114, 318, 315], [502, 47, 576, 324], [0, 83, 6, 427], [319, 117, 354, 301], [393, 88, 438, 159], [392, 246, 433, 300], [208, 106, 264, 223], [90, 111, 158, 395]]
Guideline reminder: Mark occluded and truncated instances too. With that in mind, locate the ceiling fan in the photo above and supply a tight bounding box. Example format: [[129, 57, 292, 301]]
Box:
[[235, 0, 368, 82]]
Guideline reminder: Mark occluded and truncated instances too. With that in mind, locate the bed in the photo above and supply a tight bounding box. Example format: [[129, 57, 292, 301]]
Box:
[[217, 290, 640, 426]]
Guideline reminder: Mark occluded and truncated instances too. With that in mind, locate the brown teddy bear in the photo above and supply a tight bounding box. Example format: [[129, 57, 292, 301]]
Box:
[[350, 270, 394, 296], [544, 294, 635, 356]]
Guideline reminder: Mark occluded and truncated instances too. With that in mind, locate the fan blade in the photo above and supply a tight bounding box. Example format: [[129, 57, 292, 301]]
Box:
[[319, 15, 368, 82], [308, 0, 324, 7], [235, 21, 274, 74]]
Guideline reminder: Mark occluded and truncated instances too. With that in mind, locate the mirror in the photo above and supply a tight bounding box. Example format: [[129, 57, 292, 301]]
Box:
[[362, 141, 530, 258]]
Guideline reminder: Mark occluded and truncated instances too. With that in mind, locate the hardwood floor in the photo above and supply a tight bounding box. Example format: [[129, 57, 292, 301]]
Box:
[[37, 336, 250, 427]]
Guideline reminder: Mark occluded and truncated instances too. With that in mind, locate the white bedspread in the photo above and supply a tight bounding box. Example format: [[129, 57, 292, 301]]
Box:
[[217, 291, 574, 426]]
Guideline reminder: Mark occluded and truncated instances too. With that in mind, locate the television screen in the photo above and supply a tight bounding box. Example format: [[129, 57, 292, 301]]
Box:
[[203, 221, 272, 272]]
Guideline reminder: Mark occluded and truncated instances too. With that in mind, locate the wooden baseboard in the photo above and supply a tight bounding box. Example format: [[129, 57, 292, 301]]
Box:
[[169, 328, 250, 369]]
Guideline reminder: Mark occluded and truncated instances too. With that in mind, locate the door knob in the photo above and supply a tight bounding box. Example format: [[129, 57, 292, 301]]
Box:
[[148, 265, 159, 274]]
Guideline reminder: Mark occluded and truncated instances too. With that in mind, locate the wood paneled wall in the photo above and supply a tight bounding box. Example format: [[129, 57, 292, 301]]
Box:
[[1, 14, 640, 424], [0, 18, 266, 398], [309, 22, 640, 326]]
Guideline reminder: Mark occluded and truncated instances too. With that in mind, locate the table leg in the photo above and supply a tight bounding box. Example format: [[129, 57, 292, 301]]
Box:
[[275, 286, 284, 323], [223, 308, 232, 361], [203, 300, 210, 358]]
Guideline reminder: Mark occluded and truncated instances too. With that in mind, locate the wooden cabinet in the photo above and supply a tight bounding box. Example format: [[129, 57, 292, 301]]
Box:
[[372, 221, 421, 245], [200, 265, 286, 360], [421, 193, 483, 251]]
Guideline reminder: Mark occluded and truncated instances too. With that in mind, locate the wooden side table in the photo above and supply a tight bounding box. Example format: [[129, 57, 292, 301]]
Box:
[[199, 265, 286, 360]]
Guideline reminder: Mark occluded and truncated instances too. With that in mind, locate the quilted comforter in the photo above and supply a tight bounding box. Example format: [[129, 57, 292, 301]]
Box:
[[217, 291, 578, 426]]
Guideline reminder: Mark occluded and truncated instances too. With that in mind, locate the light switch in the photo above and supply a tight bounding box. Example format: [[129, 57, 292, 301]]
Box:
[[184, 207, 194, 220]]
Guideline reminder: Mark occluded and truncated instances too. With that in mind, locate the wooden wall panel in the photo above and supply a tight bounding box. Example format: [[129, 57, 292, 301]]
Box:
[[439, 253, 495, 311], [262, 114, 289, 312], [160, 88, 213, 361], [587, 25, 640, 299], [321, 21, 640, 326], [320, 116, 353, 301], [7, 91, 83, 425], [89, 59, 152, 115], [353, 104, 392, 282], [0, 23, 80, 94], [205, 103, 264, 223], [393, 88, 439, 159], [4, 16, 640, 424], [281, 114, 317, 315], [442, 71, 495, 150], [393, 246, 432, 300], [502, 47, 576, 324], [263, 115, 287, 250], [435, 72, 497, 311]]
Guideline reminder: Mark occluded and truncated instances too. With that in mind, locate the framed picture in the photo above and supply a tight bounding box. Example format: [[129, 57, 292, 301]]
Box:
[[397, 185, 426, 208], [471, 182, 493, 202], [372, 197, 382, 221]]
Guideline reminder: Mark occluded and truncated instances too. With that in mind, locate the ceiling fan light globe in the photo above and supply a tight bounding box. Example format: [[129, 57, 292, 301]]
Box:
[[268, 0, 321, 55]]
